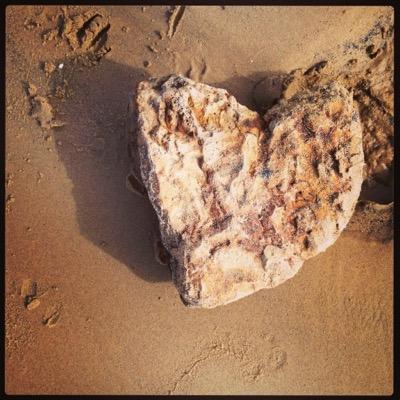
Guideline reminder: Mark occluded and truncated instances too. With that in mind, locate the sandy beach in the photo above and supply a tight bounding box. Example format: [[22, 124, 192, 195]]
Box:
[[5, 5, 393, 394]]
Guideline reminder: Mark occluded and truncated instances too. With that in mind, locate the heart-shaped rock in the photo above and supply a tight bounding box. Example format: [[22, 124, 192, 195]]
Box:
[[133, 75, 364, 308]]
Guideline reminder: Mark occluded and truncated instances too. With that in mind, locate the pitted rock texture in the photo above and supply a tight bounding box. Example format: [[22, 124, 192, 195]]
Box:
[[134, 75, 364, 308], [280, 15, 393, 204]]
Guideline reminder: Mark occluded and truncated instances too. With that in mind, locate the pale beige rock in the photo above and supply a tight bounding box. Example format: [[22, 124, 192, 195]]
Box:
[[133, 75, 364, 308]]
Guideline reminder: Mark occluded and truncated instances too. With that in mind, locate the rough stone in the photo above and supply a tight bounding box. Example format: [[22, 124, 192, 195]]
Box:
[[132, 75, 364, 308]]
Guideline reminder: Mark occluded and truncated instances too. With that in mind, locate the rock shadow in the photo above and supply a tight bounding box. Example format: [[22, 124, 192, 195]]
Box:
[[209, 70, 286, 114], [51, 58, 170, 283]]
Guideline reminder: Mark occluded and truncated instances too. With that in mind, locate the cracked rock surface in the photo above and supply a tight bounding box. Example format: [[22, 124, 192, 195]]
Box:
[[133, 75, 364, 308]]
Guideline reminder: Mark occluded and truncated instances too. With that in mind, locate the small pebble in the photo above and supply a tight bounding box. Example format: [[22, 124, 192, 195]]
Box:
[[26, 298, 40, 310], [43, 311, 60, 328], [148, 45, 158, 53], [20, 279, 37, 305]]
